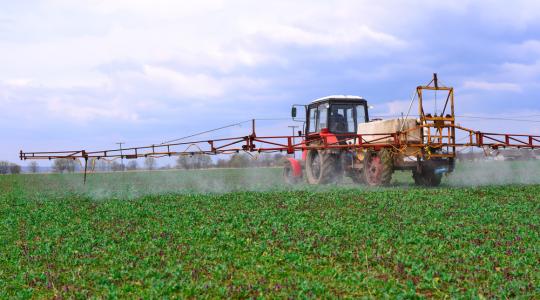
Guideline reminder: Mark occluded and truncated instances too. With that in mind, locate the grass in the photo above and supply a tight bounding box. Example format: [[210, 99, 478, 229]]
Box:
[[1, 163, 540, 298]]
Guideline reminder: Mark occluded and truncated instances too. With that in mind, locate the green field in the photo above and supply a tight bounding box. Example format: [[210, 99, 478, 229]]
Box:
[[1, 163, 540, 298]]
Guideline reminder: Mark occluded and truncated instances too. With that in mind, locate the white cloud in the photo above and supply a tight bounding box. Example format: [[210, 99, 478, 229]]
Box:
[[4, 78, 32, 87], [2, 0, 540, 160], [462, 81, 522, 92], [78, 0, 227, 16], [378, 99, 414, 117], [46, 97, 140, 123], [507, 39, 540, 57], [141, 65, 226, 98], [472, 0, 540, 30], [139, 65, 267, 99], [499, 61, 540, 80], [375, 98, 443, 118], [253, 24, 405, 49], [455, 111, 540, 135]]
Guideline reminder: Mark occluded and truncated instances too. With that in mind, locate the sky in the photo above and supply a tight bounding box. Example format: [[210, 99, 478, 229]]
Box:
[[2, 0, 540, 164]]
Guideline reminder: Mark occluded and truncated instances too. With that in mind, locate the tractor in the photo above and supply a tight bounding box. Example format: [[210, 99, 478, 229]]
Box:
[[283, 75, 456, 186]]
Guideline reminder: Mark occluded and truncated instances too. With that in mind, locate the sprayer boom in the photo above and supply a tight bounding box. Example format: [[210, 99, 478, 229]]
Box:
[[19, 74, 540, 186]]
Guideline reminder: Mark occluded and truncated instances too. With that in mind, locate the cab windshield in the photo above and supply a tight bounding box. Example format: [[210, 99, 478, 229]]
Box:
[[307, 102, 366, 134]]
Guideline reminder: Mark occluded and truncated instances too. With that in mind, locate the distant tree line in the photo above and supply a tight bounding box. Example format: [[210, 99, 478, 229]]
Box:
[[90, 153, 287, 171], [0, 161, 22, 175], [178, 153, 286, 169], [31, 153, 289, 174]]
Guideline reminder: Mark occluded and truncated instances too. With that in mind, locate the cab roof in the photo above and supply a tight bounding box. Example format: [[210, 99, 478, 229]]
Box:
[[311, 95, 366, 104]]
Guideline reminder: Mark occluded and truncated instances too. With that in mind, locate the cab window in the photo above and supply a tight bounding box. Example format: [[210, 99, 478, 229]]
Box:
[[317, 103, 328, 130], [307, 107, 317, 133], [330, 104, 356, 133], [356, 105, 366, 124]]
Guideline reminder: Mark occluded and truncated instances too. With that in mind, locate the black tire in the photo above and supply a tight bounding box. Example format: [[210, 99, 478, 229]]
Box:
[[305, 150, 342, 184], [349, 169, 365, 184], [413, 166, 442, 187], [363, 148, 393, 186], [283, 160, 302, 184]]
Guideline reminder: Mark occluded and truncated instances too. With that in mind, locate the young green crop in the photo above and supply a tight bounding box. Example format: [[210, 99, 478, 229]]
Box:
[[1, 167, 539, 298]]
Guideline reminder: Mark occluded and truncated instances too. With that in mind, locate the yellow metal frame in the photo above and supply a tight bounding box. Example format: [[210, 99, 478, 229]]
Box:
[[416, 73, 456, 159]]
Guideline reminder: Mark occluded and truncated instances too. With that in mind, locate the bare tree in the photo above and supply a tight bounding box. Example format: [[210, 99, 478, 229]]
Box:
[[272, 153, 285, 167], [94, 160, 110, 172], [111, 161, 123, 172], [176, 156, 189, 169], [197, 155, 213, 169], [144, 157, 156, 170], [126, 160, 138, 171], [216, 158, 228, 168], [53, 159, 77, 173], [229, 153, 250, 168], [9, 163, 21, 174], [29, 161, 39, 173], [0, 161, 9, 174], [176, 154, 213, 169]]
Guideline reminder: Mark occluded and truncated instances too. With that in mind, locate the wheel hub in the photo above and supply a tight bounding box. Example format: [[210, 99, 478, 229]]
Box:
[[366, 156, 382, 185]]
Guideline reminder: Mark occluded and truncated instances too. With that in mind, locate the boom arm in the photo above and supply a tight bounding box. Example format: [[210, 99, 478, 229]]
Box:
[[20, 124, 540, 161]]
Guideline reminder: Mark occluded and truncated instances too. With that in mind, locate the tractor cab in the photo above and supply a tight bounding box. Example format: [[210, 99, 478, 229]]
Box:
[[292, 96, 369, 136]]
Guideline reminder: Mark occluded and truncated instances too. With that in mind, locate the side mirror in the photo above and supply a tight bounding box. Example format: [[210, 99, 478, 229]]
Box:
[[291, 107, 297, 118]]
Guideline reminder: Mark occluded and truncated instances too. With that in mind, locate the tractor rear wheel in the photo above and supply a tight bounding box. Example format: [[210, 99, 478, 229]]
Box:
[[412, 166, 442, 187], [363, 149, 393, 186], [305, 150, 342, 184]]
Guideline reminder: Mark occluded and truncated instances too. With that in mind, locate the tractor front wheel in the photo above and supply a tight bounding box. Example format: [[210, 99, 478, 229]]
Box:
[[363, 149, 393, 186], [305, 150, 342, 184]]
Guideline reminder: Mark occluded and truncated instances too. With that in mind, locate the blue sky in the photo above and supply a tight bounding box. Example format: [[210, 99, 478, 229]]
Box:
[[2, 0, 540, 164]]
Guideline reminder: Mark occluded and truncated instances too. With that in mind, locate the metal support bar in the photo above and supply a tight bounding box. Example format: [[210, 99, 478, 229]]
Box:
[[83, 151, 88, 185]]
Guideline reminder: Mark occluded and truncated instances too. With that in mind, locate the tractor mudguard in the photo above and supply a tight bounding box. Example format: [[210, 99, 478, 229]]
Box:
[[286, 157, 303, 177], [319, 129, 339, 145]]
